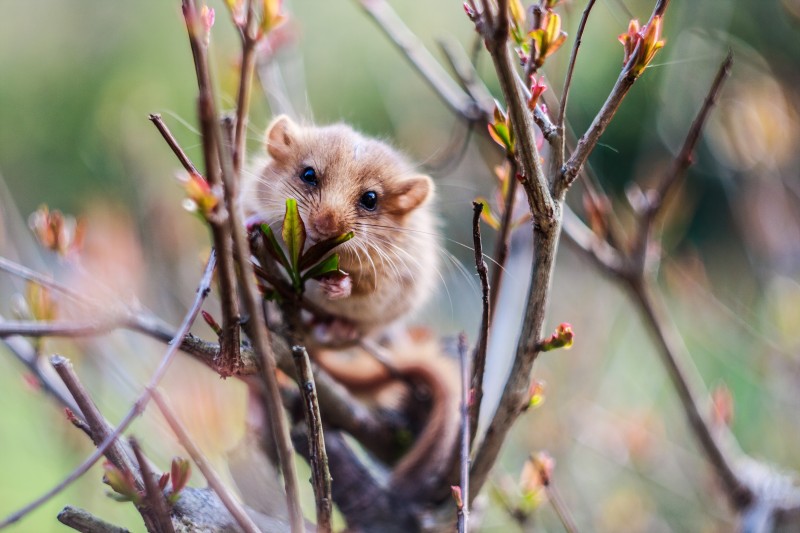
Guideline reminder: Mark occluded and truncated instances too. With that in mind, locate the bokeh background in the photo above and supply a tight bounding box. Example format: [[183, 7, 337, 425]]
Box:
[[1, 0, 799, 531]]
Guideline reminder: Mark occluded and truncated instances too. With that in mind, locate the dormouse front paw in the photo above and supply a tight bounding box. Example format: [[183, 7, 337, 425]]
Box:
[[318, 272, 352, 300], [312, 317, 359, 347]]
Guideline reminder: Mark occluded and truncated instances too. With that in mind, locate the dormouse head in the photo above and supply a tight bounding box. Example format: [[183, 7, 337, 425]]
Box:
[[257, 115, 434, 245]]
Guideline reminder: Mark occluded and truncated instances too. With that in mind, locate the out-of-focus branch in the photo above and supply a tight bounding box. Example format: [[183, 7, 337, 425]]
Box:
[[487, 159, 519, 318], [57, 506, 130, 533], [233, 0, 258, 175], [632, 51, 733, 276], [50, 356, 140, 488], [151, 389, 262, 533], [356, 0, 484, 122], [561, 51, 753, 513], [0, 251, 215, 529], [291, 346, 332, 533], [182, 0, 242, 370], [628, 279, 752, 509], [0, 320, 81, 415]]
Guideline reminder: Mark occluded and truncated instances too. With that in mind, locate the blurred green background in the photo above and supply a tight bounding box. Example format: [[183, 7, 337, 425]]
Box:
[[1, 0, 799, 531]]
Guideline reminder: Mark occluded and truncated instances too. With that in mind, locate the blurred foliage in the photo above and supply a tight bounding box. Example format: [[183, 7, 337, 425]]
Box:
[[1, 0, 799, 531]]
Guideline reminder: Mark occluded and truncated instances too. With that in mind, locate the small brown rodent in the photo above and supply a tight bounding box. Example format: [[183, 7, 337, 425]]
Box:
[[240, 115, 439, 340]]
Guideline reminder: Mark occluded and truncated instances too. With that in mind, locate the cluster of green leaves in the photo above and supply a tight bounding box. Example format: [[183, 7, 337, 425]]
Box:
[[258, 198, 353, 293]]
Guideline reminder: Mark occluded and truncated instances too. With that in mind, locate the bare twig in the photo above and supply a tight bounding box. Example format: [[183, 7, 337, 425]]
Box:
[[457, 333, 470, 533], [356, 0, 483, 122], [129, 437, 176, 533], [57, 506, 130, 533], [182, 0, 242, 370], [468, 203, 490, 445], [557, 0, 597, 167], [0, 251, 216, 529], [0, 256, 91, 307], [628, 279, 752, 509], [148, 113, 200, 176], [632, 52, 733, 275], [545, 479, 578, 533], [183, 0, 302, 520], [50, 356, 140, 488], [558, 1, 671, 199], [233, 0, 259, 175], [291, 346, 332, 533], [487, 158, 519, 318], [0, 322, 81, 415], [151, 389, 262, 533]]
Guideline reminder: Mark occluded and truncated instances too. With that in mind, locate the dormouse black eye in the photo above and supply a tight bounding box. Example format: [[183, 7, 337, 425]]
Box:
[[300, 167, 318, 186], [359, 191, 378, 211]]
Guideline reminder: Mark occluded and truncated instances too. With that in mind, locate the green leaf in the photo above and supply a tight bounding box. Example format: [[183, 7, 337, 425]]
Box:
[[302, 254, 341, 282], [282, 198, 306, 272], [299, 231, 354, 271], [259, 223, 290, 272]]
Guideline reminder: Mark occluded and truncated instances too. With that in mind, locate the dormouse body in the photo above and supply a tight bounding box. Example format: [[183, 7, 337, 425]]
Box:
[[240, 115, 439, 339]]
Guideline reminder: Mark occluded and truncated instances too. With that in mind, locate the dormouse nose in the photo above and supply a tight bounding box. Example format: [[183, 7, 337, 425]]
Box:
[[309, 209, 345, 241]]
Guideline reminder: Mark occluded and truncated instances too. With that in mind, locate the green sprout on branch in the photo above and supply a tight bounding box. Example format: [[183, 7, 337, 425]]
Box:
[[257, 198, 353, 293]]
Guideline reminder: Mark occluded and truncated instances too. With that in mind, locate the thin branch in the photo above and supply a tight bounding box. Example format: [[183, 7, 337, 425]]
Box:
[[129, 437, 176, 533], [50, 356, 140, 488], [558, 1, 671, 199], [633, 52, 733, 275], [457, 333, 470, 533], [437, 38, 494, 116], [57, 506, 130, 533], [487, 158, 519, 318], [0, 256, 92, 307], [148, 113, 200, 176], [151, 389, 262, 533], [356, 0, 483, 122], [182, 0, 242, 370], [468, 202, 490, 446], [628, 279, 752, 509], [233, 0, 258, 175], [557, 0, 597, 166], [545, 479, 578, 533], [291, 346, 332, 533], [0, 251, 216, 529], [0, 323, 81, 415], [0, 320, 125, 338]]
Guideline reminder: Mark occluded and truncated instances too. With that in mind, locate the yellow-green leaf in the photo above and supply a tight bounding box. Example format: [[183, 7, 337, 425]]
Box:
[[282, 198, 305, 271], [300, 231, 354, 271]]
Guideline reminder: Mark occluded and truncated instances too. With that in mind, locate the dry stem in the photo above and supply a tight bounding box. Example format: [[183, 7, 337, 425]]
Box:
[[291, 346, 332, 533]]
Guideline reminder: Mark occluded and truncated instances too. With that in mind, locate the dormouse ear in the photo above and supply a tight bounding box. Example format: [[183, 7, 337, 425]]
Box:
[[265, 115, 297, 162], [391, 175, 434, 215]]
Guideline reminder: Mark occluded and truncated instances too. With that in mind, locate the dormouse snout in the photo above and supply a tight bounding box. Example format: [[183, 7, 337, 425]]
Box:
[[309, 209, 347, 242]]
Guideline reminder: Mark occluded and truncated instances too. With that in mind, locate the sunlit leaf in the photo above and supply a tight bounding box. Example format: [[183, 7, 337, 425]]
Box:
[[282, 198, 305, 271]]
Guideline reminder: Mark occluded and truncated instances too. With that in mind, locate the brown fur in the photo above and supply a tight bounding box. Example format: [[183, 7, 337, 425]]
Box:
[[240, 115, 439, 335], [316, 329, 460, 496]]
